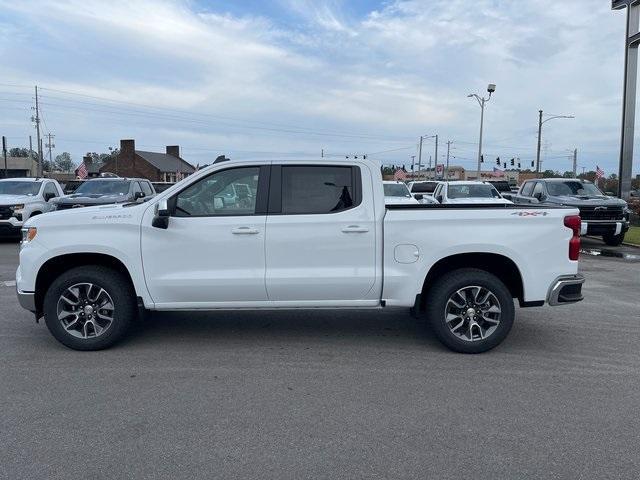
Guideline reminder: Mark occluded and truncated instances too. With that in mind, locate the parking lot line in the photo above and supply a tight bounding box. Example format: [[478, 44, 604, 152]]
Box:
[[2, 280, 16, 287]]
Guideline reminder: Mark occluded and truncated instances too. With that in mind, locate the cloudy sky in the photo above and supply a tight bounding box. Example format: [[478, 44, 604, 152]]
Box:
[[0, 0, 636, 175]]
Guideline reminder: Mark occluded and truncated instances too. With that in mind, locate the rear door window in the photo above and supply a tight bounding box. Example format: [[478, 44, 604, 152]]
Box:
[[141, 181, 154, 196], [274, 166, 361, 215]]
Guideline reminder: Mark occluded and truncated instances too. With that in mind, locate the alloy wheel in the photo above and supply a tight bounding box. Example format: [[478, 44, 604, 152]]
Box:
[[56, 283, 115, 339], [444, 285, 501, 342]]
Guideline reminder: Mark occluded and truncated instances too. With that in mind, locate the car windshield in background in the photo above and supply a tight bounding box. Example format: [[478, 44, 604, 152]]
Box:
[[74, 180, 131, 196], [489, 182, 512, 192], [448, 184, 501, 199], [546, 181, 603, 197], [0, 181, 42, 196], [384, 184, 411, 197], [411, 182, 438, 193]]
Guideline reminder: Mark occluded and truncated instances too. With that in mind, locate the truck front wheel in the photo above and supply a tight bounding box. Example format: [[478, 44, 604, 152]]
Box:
[[43, 266, 136, 350], [603, 232, 625, 246], [424, 268, 514, 354]]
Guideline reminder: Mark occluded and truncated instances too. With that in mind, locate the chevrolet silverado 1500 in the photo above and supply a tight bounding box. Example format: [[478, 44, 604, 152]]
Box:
[[16, 158, 585, 353]]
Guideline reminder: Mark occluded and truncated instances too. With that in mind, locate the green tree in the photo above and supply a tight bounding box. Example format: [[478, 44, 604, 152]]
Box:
[[9, 147, 30, 157], [53, 152, 75, 172]]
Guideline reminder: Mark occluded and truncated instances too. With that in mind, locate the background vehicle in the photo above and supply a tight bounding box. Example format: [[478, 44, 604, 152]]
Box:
[[433, 181, 513, 204], [407, 180, 440, 203], [487, 180, 516, 200], [52, 177, 156, 210], [383, 181, 420, 205], [0, 178, 63, 237], [513, 178, 629, 246], [17, 159, 583, 354]]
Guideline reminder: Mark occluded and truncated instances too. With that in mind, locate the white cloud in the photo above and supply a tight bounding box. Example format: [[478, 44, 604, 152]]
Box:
[[0, 0, 634, 173]]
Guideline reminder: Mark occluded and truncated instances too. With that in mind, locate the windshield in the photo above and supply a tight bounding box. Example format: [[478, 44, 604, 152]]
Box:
[[74, 180, 131, 196], [384, 183, 411, 197], [489, 182, 511, 192], [448, 184, 501, 199], [546, 181, 603, 196], [411, 182, 438, 193], [0, 181, 42, 196]]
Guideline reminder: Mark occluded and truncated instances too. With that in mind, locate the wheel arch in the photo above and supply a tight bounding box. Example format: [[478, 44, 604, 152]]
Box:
[[417, 252, 524, 311], [34, 253, 137, 315]]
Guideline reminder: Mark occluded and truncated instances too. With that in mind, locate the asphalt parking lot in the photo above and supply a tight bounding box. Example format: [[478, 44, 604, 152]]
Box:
[[0, 238, 639, 480]]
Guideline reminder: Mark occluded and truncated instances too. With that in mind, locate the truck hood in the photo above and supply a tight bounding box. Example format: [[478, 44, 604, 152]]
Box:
[[547, 195, 627, 208], [447, 198, 513, 204], [0, 194, 38, 205], [25, 202, 146, 228], [52, 193, 130, 206]]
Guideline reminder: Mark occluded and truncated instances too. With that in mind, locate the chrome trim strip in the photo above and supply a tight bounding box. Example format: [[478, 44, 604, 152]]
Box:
[[547, 274, 585, 306]]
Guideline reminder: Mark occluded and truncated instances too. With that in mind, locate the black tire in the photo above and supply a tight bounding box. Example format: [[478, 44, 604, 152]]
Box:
[[424, 268, 515, 354], [603, 232, 625, 246], [43, 266, 136, 350]]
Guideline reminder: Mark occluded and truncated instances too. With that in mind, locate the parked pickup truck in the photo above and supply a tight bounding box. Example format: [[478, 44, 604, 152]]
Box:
[[513, 178, 630, 246], [0, 178, 64, 237], [16, 158, 585, 353]]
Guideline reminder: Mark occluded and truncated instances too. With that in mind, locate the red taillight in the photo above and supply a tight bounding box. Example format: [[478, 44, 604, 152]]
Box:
[[564, 215, 581, 261]]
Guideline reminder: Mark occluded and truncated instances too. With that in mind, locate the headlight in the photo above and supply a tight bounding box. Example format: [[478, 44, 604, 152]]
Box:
[[21, 227, 37, 244], [11, 204, 25, 211]]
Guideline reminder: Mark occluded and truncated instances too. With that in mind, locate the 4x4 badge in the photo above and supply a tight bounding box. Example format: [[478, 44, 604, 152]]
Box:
[[511, 211, 549, 216]]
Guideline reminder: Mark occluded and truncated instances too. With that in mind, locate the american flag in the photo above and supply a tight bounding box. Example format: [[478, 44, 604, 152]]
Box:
[[596, 166, 604, 180], [492, 166, 505, 177], [393, 168, 407, 181], [76, 161, 88, 179]]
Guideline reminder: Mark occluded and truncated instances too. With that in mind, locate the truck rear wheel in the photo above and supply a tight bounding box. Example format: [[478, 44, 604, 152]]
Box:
[[424, 268, 514, 353], [603, 232, 625, 246], [43, 266, 136, 350]]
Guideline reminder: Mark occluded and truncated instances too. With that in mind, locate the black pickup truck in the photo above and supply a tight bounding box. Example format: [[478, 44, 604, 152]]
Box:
[[513, 178, 630, 246]]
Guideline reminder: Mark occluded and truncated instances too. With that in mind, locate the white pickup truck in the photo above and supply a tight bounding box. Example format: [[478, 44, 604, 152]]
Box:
[[16, 158, 585, 353]]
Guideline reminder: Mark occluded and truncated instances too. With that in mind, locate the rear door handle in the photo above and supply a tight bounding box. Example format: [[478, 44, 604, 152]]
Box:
[[231, 227, 260, 235], [341, 225, 369, 233]]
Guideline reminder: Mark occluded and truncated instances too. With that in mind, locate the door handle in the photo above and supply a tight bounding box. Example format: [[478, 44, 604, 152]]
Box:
[[231, 227, 260, 235], [341, 225, 369, 233]]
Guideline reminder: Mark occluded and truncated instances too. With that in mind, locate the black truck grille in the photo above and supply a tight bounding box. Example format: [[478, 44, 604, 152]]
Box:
[[579, 206, 624, 221], [0, 206, 13, 220]]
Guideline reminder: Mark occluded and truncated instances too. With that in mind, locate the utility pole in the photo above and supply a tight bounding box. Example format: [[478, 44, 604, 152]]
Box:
[[45, 133, 55, 166], [612, 0, 640, 200], [31, 85, 43, 177], [2, 136, 7, 179], [417, 136, 423, 178], [445, 140, 452, 179], [411, 155, 415, 175], [434, 134, 439, 179], [428, 155, 432, 179], [536, 110, 543, 175], [572, 149, 578, 178], [29, 135, 34, 177]]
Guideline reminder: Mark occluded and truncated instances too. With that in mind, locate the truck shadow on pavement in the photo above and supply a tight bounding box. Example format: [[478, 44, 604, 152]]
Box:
[[122, 309, 445, 350]]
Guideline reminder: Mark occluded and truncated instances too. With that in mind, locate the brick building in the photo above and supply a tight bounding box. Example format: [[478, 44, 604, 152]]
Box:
[[99, 139, 195, 182]]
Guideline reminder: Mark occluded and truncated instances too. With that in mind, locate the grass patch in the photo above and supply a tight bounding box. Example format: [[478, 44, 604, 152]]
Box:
[[626, 226, 640, 245]]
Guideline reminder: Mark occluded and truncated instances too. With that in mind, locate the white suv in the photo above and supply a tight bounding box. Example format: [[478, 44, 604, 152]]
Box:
[[0, 178, 63, 237]]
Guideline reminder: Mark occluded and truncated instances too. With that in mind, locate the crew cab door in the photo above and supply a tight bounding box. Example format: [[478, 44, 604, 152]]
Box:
[[141, 165, 270, 307], [264, 164, 377, 303]]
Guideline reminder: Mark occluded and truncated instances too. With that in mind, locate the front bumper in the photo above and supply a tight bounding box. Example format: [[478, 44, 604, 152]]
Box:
[[547, 274, 585, 306], [16, 289, 36, 313], [0, 220, 22, 236], [582, 220, 629, 236]]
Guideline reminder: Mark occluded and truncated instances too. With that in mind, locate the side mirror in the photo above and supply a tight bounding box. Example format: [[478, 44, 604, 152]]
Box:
[[436, 195, 443, 203], [152, 199, 170, 229], [533, 192, 544, 201], [44, 192, 55, 202], [414, 194, 424, 201], [134, 191, 146, 200]]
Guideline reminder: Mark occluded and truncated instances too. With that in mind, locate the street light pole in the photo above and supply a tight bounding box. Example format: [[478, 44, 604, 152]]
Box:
[[468, 84, 496, 179], [535, 110, 575, 174]]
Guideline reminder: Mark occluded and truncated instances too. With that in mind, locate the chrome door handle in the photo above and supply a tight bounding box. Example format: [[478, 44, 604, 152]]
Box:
[[231, 227, 260, 235], [341, 225, 369, 233]]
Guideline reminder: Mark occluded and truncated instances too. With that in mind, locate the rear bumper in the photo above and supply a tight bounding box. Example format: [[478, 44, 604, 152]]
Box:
[[547, 274, 585, 306]]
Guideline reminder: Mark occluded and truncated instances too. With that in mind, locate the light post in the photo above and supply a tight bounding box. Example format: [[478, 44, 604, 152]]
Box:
[[417, 134, 438, 179], [468, 83, 496, 179], [535, 111, 574, 174]]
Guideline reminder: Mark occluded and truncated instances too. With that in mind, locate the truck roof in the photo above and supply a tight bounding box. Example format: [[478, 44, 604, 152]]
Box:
[[0, 177, 43, 182]]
